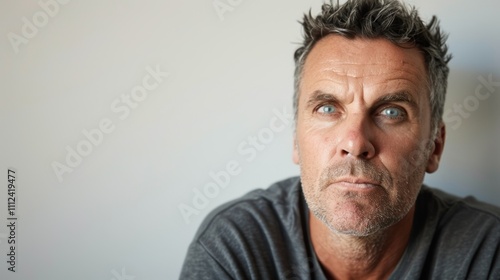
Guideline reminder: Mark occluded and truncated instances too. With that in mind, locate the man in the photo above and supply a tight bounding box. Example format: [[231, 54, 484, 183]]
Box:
[[180, 0, 500, 279]]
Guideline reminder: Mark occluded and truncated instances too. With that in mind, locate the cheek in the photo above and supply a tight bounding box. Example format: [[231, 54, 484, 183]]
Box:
[[298, 126, 337, 164], [379, 136, 429, 184], [296, 130, 335, 182]]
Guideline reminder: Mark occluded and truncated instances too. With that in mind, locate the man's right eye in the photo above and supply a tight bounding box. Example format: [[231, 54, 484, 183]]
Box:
[[317, 104, 337, 115]]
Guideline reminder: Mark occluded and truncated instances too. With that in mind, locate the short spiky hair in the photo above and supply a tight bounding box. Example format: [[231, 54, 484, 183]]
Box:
[[293, 0, 452, 134]]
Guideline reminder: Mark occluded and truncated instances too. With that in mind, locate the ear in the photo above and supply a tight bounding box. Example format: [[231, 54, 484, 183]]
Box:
[[426, 122, 446, 173], [292, 135, 300, 165]]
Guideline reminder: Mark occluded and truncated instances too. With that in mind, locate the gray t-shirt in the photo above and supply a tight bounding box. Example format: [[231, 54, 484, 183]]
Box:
[[180, 177, 500, 279]]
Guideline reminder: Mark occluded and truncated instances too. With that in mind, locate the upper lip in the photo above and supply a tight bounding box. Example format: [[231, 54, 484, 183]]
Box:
[[334, 177, 379, 185]]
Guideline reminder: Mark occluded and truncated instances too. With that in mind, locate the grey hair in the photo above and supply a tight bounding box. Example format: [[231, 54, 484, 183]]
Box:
[[293, 0, 452, 135]]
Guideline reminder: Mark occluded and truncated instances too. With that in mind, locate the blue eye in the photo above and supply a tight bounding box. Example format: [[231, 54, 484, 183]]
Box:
[[381, 107, 403, 118], [318, 105, 336, 114]]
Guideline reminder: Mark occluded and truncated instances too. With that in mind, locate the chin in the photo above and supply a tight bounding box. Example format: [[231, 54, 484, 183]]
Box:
[[327, 220, 390, 237], [317, 202, 408, 237]]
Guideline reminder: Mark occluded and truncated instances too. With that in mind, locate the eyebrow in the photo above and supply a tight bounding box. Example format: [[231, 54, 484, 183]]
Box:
[[306, 90, 340, 109], [305, 90, 419, 110], [373, 91, 418, 111]]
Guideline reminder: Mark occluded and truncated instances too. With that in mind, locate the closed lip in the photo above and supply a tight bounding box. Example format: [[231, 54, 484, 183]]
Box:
[[331, 177, 381, 188]]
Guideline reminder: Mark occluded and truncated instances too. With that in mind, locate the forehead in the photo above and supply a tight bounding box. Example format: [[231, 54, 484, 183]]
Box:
[[301, 35, 428, 97]]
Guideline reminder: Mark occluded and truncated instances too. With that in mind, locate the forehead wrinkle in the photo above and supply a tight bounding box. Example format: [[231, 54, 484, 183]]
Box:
[[316, 62, 424, 79], [300, 36, 430, 113], [305, 62, 425, 88]]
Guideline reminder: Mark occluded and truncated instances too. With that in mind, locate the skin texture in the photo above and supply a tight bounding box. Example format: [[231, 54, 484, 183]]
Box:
[[293, 35, 446, 279]]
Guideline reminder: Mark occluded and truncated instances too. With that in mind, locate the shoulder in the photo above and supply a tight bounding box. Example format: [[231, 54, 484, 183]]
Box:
[[185, 176, 310, 278], [420, 185, 500, 226], [192, 176, 305, 254], [413, 186, 500, 278], [194, 176, 303, 241]]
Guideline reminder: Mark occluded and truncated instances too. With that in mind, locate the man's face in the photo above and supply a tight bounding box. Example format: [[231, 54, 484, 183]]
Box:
[[293, 35, 445, 236]]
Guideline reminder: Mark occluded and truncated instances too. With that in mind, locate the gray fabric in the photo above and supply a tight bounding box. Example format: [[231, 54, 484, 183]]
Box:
[[180, 177, 500, 279]]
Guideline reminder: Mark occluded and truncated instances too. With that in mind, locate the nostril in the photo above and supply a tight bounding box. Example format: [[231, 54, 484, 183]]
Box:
[[341, 149, 371, 159], [341, 149, 350, 157], [338, 129, 376, 159]]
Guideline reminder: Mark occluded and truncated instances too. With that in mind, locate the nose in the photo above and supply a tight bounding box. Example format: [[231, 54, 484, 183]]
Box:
[[337, 114, 376, 160]]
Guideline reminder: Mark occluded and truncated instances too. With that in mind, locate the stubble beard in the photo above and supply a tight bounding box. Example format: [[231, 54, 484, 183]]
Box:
[[301, 146, 431, 237]]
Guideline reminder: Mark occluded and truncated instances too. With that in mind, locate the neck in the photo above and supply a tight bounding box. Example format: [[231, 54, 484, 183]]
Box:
[[310, 206, 415, 280]]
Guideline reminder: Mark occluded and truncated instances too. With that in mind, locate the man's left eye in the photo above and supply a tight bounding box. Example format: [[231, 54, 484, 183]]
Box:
[[381, 107, 404, 119]]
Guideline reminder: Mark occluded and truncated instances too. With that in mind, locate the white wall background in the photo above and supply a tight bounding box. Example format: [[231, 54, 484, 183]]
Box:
[[0, 0, 499, 279]]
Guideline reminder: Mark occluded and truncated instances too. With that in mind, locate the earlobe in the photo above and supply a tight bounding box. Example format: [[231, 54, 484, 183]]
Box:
[[293, 136, 300, 165], [426, 122, 446, 173]]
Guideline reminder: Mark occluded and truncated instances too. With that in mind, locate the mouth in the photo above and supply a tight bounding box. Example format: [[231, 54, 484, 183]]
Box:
[[330, 177, 381, 191]]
